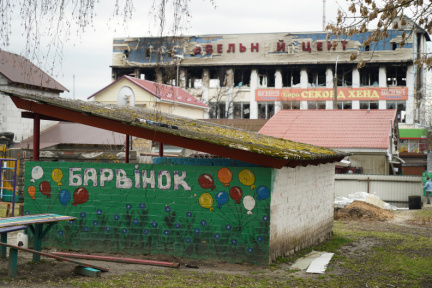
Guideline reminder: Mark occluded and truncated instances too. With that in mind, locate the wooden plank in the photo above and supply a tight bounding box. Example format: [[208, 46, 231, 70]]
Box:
[[0, 214, 76, 228], [0, 225, 27, 234], [75, 266, 101, 277], [0, 242, 109, 272]]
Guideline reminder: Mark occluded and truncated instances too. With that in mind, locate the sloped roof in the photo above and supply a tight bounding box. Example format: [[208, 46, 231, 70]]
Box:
[[202, 119, 268, 132], [259, 110, 397, 149], [14, 122, 127, 149], [0, 51, 68, 92], [88, 75, 208, 109], [2, 89, 348, 168]]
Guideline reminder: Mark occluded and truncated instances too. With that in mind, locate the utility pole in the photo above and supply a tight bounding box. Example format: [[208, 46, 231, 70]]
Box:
[[323, 0, 326, 31], [333, 55, 340, 109]]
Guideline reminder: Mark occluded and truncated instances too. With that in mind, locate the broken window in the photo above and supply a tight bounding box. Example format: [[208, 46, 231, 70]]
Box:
[[209, 69, 225, 88], [337, 101, 352, 109], [336, 66, 353, 87], [233, 68, 251, 87], [282, 68, 301, 87], [307, 67, 327, 87], [233, 102, 250, 119], [387, 66, 407, 86], [387, 101, 406, 122], [360, 66, 379, 86], [187, 68, 202, 89]]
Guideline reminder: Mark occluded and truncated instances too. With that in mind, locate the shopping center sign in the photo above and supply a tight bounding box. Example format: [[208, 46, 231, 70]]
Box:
[[255, 87, 408, 102]]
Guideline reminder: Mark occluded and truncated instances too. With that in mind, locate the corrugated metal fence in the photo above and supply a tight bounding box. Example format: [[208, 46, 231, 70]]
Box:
[[335, 174, 423, 208]]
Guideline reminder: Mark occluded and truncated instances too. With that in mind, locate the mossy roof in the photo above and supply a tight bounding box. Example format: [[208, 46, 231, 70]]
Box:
[[2, 89, 348, 168]]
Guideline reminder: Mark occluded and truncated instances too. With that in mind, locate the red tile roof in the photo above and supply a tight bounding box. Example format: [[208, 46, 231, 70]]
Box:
[[88, 75, 208, 109], [259, 109, 397, 149], [0, 51, 68, 92]]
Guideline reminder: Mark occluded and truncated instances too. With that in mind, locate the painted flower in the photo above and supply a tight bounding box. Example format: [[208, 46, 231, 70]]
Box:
[[225, 224, 232, 231], [200, 220, 207, 227], [58, 230, 64, 237], [68, 220, 74, 225], [25, 211, 30, 215], [186, 211, 192, 217], [96, 209, 102, 215], [165, 206, 171, 212], [151, 221, 158, 228], [257, 235, 263, 243], [106, 227, 111, 232], [186, 237, 191, 243], [122, 228, 128, 234], [247, 247, 253, 254], [143, 229, 149, 235], [139, 203, 145, 209], [164, 229, 170, 236], [231, 238, 238, 246], [126, 203, 132, 210], [83, 226, 89, 232], [214, 233, 220, 240], [80, 212, 86, 218], [194, 228, 200, 235], [93, 220, 98, 226], [262, 215, 269, 222], [175, 223, 181, 229], [133, 219, 139, 226], [114, 214, 120, 220]]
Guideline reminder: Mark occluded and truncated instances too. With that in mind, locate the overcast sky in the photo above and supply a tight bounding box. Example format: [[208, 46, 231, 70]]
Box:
[[7, 0, 347, 100]]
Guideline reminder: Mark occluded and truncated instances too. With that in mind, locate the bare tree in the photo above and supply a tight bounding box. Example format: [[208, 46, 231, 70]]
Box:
[[0, 0, 215, 75], [326, 0, 432, 69]]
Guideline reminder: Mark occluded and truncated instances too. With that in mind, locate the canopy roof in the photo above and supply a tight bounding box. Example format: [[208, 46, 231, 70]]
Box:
[[2, 89, 347, 168]]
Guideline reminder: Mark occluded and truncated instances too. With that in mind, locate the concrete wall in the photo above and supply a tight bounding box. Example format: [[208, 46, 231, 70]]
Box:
[[24, 159, 336, 264], [269, 163, 335, 261], [349, 154, 388, 175]]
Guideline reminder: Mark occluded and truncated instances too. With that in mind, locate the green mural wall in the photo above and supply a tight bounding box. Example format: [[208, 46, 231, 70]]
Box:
[[24, 161, 272, 264]]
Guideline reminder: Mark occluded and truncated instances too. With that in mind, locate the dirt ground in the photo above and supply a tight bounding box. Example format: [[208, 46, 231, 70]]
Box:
[[0, 202, 431, 287]]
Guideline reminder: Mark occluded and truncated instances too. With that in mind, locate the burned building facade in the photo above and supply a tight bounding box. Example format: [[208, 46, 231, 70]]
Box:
[[111, 18, 429, 127]]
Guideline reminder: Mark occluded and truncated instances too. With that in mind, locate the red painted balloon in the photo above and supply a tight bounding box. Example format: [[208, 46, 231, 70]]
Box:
[[39, 181, 51, 198], [72, 187, 89, 206], [198, 174, 215, 190], [229, 186, 243, 204]]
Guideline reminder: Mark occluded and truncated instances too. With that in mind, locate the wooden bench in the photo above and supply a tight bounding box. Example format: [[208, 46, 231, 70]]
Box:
[[0, 225, 27, 259], [0, 241, 109, 278]]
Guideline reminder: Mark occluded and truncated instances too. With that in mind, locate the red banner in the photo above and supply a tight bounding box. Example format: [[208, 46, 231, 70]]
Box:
[[255, 87, 408, 102]]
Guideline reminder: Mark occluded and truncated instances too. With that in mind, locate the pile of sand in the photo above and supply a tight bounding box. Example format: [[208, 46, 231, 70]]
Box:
[[334, 200, 395, 221]]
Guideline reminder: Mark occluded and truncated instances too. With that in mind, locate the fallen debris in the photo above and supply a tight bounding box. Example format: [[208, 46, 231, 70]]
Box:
[[306, 252, 334, 274], [334, 201, 395, 221]]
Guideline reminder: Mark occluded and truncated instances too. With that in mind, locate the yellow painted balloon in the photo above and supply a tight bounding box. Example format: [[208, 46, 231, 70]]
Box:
[[198, 192, 214, 211], [52, 169, 63, 186], [27, 185, 36, 200], [239, 169, 256, 190]]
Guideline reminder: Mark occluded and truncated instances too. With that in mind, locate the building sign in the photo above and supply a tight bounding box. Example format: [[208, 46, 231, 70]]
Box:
[[255, 87, 409, 102]]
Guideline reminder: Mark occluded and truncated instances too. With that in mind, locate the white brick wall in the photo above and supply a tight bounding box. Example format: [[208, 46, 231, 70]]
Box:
[[269, 163, 335, 262]]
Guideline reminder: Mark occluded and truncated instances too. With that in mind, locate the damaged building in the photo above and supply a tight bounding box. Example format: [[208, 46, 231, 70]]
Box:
[[110, 16, 430, 174]]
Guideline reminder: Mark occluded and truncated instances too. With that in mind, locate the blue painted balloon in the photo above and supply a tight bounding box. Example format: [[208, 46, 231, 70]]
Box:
[[59, 189, 71, 207], [256, 185, 270, 200], [215, 191, 229, 208]]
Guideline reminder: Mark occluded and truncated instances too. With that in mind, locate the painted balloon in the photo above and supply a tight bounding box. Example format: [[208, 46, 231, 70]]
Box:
[[27, 185, 36, 200], [39, 181, 51, 198], [243, 195, 256, 215], [229, 186, 243, 204], [52, 169, 63, 186], [198, 174, 216, 190], [59, 189, 71, 207], [198, 192, 214, 211], [72, 187, 89, 206], [31, 166, 44, 182], [215, 191, 229, 209], [256, 185, 270, 200], [218, 168, 233, 187], [239, 169, 256, 190]]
